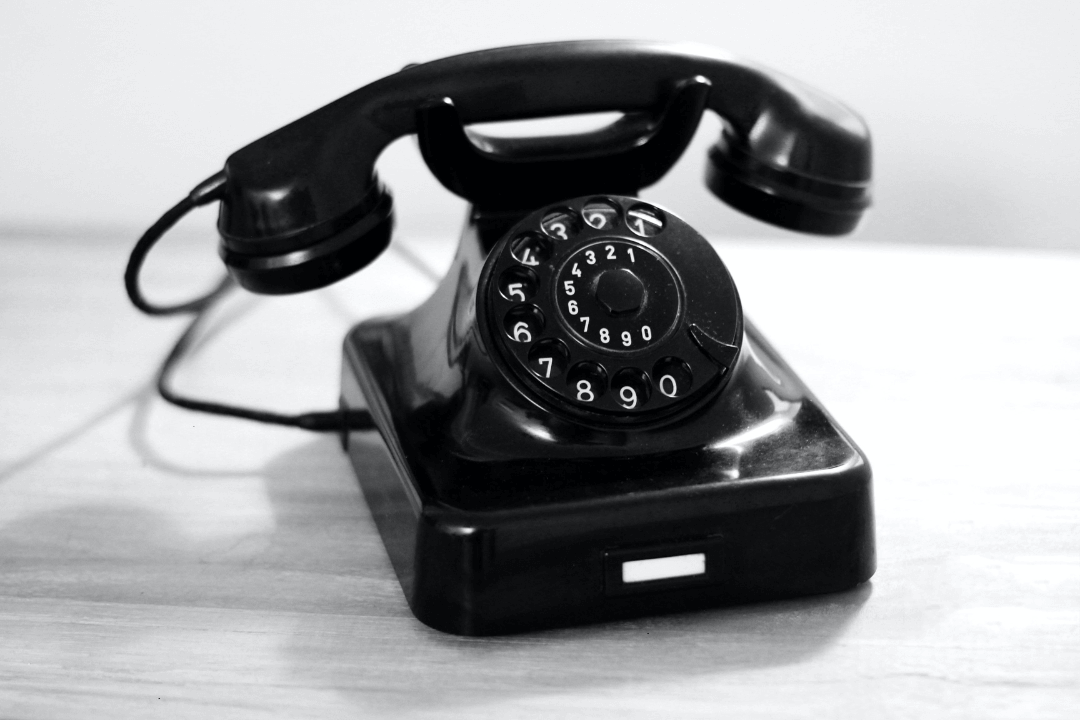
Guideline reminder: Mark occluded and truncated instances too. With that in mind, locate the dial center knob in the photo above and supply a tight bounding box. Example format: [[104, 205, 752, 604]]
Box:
[[595, 269, 645, 316]]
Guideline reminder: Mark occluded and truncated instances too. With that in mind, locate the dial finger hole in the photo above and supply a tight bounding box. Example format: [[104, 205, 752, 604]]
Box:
[[527, 339, 569, 380], [510, 232, 552, 267], [499, 266, 538, 303], [503, 305, 545, 344], [566, 361, 607, 404], [540, 209, 580, 241], [653, 357, 693, 398], [626, 203, 665, 237], [581, 199, 620, 230], [612, 367, 651, 410]]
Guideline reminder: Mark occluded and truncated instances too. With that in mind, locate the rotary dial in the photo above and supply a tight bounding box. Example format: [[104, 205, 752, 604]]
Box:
[[482, 197, 742, 421]]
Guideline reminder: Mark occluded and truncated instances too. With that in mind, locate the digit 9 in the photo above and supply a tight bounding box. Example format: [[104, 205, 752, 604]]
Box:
[[611, 368, 650, 410]]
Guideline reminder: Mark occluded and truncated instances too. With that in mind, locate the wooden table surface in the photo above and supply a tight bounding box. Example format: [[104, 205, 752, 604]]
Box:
[[1, 227, 1077, 718]]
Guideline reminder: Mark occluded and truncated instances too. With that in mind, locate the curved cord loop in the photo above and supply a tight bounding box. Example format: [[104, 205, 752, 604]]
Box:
[[128, 173, 374, 433], [125, 172, 233, 316]]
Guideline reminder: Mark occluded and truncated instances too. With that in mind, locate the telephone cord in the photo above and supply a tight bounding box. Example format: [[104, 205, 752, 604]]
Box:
[[126, 178, 375, 433]]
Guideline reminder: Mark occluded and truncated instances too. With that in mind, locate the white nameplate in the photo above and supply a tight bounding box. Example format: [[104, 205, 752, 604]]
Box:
[[621, 552, 706, 583]]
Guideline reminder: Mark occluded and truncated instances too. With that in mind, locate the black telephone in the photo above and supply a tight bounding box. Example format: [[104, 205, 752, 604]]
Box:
[[128, 41, 875, 635]]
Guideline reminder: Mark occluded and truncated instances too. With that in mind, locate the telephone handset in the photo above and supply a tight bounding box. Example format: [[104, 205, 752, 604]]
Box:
[[213, 40, 870, 294], [128, 41, 875, 635]]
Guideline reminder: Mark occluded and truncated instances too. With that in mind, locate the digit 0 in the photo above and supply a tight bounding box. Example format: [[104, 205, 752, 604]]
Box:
[[653, 358, 691, 399]]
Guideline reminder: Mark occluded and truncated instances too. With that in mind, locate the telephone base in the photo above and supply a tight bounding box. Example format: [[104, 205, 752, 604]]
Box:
[[340, 314, 875, 636]]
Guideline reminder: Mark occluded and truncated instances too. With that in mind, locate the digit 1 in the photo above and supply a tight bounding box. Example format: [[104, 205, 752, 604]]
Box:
[[627, 247, 635, 263]]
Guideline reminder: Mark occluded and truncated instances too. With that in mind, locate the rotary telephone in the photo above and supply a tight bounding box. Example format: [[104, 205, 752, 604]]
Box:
[[128, 41, 876, 635]]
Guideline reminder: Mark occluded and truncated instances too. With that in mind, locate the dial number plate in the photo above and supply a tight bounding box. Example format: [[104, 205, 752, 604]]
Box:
[[555, 240, 679, 352]]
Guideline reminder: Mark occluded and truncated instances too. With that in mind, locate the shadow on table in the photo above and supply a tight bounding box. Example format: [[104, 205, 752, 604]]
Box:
[[120, 407, 872, 712], [0, 411, 870, 715], [264, 436, 873, 715]]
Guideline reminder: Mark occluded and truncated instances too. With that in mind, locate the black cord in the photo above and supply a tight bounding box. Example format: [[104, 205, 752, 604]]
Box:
[[128, 174, 374, 434], [125, 172, 233, 316], [157, 298, 374, 432]]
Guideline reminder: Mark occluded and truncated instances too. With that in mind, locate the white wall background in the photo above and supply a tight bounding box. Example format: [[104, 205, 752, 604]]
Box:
[[2, 0, 1078, 248]]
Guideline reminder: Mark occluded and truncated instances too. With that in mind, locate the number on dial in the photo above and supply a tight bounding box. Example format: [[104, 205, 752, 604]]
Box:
[[499, 266, 537, 302], [582, 201, 619, 229], [528, 339, 569, 379], [503, 305, 544, 343], [567, 362, 606, 404], [541, 210, 578, 241], [627, 205, 664, 237], [653, 357, 693, 398], [612, 368, 651, 410], [510, 233, 552, 266]]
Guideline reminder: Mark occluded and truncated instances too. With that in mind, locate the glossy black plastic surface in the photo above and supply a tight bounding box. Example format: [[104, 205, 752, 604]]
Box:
[[216, 40, 872, 295], [416, 77, 710, 210], [219, 182, 393, 295], [341, 212, 875, 636], [481, 196, 741, 422]]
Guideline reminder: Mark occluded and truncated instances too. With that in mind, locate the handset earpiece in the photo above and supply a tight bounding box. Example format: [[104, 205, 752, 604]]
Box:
[[704, 75, 872, 235], [218, 178, 393, 295], [211, 40, 872, 294]]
